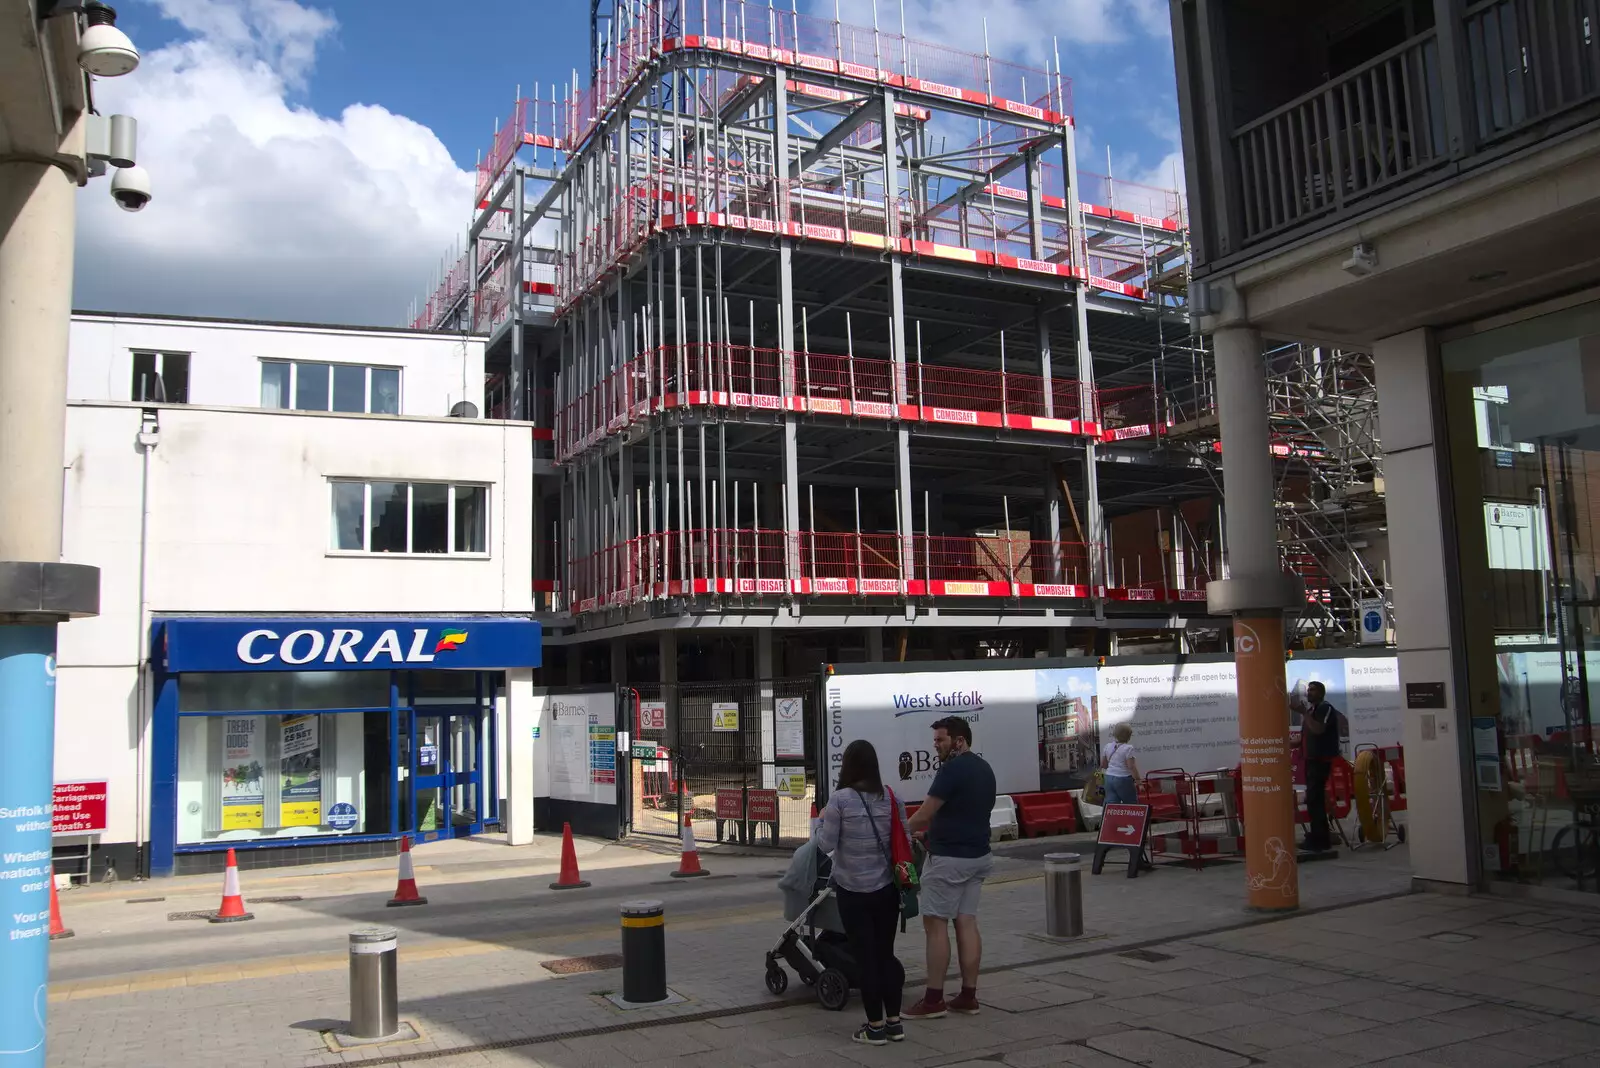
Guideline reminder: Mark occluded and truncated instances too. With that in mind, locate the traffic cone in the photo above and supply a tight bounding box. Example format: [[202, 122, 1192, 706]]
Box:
[[671, 813, 708, 878], [549, 823, 591, 890], [386, 835, 428, 907], [48, 877, 74, 940], [208, 848, 254, 923]]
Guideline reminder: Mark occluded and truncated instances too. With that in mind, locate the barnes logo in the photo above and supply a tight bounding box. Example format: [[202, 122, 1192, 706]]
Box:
[[891, 690, 984, 717]]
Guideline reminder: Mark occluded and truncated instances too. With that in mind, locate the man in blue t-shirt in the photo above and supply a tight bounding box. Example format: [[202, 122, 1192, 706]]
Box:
[[904, 715, 996, 1019]]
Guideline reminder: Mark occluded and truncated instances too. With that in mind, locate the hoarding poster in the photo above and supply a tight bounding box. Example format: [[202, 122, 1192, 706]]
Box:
[[279, 714, 322, 827], [547, 692, 618, 805], [220, 717, 264, 830], [825, 656, 1404, 803]]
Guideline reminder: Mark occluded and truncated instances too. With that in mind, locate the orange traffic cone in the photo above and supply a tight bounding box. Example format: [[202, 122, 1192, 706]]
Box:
[[671, 813, 708, 878], [48, 877, 74, 940], [387, 835, 428, 907], [209, 848, 254, 923], [549, 823, 591, 890]]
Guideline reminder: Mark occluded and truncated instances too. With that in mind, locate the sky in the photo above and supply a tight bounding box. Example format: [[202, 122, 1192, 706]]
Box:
[[75, 0, 1182, 327]]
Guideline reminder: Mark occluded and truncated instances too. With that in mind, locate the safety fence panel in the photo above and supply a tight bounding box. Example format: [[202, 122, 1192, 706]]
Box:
[[622, 678, 820, 848]]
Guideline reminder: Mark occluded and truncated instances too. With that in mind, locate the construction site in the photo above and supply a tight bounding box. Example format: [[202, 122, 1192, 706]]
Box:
[[409, 0, 1392, 685]]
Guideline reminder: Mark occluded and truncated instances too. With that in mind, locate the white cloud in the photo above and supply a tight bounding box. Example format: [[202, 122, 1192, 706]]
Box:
[[74, 0, 472, 326]]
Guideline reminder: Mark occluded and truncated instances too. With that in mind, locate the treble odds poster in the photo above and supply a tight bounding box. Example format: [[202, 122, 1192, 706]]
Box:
[[221, 717, 264, 830]]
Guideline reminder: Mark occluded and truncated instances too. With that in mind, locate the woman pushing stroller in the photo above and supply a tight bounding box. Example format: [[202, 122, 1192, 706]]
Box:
[[812, 740, 912, 1046]]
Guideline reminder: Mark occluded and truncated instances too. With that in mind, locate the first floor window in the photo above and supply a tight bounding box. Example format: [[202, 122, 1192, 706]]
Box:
[[132, 350, 190, 403], [263, 360, 401, 414], [330, 480, 490, 555]]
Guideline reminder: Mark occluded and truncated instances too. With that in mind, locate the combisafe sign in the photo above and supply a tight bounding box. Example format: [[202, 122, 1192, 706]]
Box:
[[157, 618, 542, 673]]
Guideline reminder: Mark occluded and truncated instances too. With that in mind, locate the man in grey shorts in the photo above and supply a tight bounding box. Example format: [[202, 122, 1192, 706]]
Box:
[[903, 715, 996, 1018]]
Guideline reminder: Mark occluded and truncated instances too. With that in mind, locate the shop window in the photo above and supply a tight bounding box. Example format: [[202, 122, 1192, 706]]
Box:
[[328, 479, 491, 556], [131, 350, 190, 403], [177, 711, 384, 845], [261, 360, 401, 414]]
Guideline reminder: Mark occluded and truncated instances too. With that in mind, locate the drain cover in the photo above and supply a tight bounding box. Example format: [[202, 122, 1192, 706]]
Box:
[[543, 953, 624, 975], [1118, 949, 1176, 963]]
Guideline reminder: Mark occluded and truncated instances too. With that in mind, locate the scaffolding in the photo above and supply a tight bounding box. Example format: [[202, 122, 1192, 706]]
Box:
[[405, 0, 1385, 658]]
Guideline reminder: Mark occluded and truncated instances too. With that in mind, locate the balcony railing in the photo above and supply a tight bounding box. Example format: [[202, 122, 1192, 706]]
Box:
[[1232, 32, 1446, 243], [1221, 2, 1600, 254]]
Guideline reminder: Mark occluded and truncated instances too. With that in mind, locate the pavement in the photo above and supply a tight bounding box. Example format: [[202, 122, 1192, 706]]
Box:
[[40, 832, 1600, 1068]]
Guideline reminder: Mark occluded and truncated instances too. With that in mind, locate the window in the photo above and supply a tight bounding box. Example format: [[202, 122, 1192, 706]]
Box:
[[329, 480, 490, 555], [132, 351, 190, 403], [262, 361, 401, 414]]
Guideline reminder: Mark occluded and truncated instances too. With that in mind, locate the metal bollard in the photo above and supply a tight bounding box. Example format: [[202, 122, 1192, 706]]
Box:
[[348, 926, 400, 1039], [1044, 853, 1084, 938], [619, 899, 667, 1003]]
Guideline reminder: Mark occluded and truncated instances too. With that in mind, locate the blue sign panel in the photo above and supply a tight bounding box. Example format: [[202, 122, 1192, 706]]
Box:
[[158, 618, 541, 673], [326, 802, 360, 831]]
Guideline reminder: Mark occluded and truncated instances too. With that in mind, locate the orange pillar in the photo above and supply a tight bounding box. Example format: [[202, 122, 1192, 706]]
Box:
[[1235, 613, 1298, 910]]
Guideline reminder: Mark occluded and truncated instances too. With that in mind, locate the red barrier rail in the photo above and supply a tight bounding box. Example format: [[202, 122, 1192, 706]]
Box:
[[554, 343, 1097, 462]]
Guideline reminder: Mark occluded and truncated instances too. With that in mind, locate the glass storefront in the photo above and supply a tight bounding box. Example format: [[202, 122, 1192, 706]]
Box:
[[1442, 299, 1600, 889]]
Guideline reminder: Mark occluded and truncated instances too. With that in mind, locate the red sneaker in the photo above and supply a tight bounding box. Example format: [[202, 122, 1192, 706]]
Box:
[[902, 994, 947, 1020], [949, 991, 980, 1015]]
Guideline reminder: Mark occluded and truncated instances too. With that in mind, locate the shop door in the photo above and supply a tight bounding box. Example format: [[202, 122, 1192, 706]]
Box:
[[409, 707, 484, 843]]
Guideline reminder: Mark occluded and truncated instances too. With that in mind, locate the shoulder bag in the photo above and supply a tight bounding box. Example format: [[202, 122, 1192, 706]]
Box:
[[861, 792, 920, 929]]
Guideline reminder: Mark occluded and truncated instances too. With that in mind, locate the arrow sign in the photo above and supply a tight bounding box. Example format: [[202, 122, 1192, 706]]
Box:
[[1097, 803, 1150, 848]]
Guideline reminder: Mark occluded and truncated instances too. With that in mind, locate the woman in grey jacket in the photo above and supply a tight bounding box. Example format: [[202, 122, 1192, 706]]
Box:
[[813, 739, 908, 1046]]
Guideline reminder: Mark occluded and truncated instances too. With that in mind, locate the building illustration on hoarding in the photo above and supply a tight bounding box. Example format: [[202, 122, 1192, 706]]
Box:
[[1035, 667, 1100, 790]]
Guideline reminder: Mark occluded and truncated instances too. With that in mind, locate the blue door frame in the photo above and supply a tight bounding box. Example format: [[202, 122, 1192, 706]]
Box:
[[408, 701, 487, 844]]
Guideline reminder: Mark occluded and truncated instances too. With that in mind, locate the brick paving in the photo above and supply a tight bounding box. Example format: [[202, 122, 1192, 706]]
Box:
[[42, 844, 1600, 1067]]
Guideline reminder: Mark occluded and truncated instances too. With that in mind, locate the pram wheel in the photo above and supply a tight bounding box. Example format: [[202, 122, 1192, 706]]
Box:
[[765, 964, 789, 996], [817, 968, 849, 1011]]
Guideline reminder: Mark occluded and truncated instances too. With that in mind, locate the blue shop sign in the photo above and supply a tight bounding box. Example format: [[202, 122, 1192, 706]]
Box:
[[157, 618, 541, 673]]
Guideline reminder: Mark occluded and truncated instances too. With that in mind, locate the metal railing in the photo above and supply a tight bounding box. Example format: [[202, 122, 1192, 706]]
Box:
[[1232, 31, 1445, 242], [552, 343, 1093, 462]]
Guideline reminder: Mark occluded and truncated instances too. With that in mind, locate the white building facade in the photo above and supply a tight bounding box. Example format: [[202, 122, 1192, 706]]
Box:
[[56, 313, 543, 877]]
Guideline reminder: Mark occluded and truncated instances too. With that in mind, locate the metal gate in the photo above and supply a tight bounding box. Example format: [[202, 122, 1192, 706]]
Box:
[[620, 678, 818, 847]]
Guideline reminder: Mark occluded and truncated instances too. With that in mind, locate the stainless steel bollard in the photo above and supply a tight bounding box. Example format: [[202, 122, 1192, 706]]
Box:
[[1044, 853, 1084, 938], [348, 926, 400, 1039]]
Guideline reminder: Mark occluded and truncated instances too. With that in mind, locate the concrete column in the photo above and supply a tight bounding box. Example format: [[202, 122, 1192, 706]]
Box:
[[504, 669, 539, 845], [1373, 328, 1478, 887], [658, 630, 678, 684], [865, 627, 884, 662], [0, 162, 73, 560], [1207, 321, 1303, 911], [610, 637, 629, 685]]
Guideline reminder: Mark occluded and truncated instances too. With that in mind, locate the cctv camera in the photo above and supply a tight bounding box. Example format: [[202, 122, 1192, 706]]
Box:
[[79, 2, 139, 77], [110, 165, 151, 212]]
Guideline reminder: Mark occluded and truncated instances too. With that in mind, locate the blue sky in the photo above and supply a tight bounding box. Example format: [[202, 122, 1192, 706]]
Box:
[[77, 0, 1181, 325]]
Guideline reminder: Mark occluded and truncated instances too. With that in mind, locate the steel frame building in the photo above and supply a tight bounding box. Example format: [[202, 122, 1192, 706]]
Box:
[[410, 1, 1382, 675]]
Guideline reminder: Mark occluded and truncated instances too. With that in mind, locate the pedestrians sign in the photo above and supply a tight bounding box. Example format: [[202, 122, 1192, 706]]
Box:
[[1093, 803, 1151, 879], [1096, 804, 1149, 847]]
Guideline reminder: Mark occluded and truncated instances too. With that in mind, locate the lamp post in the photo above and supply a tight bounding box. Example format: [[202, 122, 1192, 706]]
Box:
[[0, 3, 142, 1064]]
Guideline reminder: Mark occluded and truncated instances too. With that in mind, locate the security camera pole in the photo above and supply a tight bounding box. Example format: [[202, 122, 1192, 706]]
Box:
[[0, 3, 137, 1063], [1202, 280, 1304, 912]]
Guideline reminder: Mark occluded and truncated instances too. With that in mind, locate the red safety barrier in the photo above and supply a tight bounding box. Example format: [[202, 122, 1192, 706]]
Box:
[[1014, 791, 1078, 837]]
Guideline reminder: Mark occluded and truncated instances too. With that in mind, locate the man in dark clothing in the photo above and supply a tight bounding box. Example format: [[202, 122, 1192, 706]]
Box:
[[904, 715, 996, 1019], [1301, 681, 1345, 852]]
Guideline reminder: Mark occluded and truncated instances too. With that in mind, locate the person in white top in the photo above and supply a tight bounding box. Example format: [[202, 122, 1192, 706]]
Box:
[[1100, 723, 1141, 805]]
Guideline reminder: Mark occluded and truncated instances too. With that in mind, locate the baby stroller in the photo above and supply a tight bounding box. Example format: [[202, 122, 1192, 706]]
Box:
[[765, 852, 859, 1011]]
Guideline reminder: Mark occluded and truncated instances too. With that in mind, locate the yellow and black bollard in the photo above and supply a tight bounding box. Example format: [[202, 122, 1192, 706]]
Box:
[[619, 899, 667, 1004]]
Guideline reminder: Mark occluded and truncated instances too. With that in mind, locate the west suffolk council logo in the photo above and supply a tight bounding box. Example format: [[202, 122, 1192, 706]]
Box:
[[433, 628, 469, 654]]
